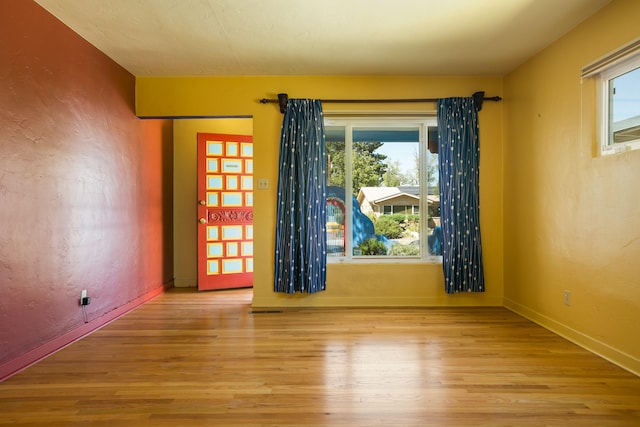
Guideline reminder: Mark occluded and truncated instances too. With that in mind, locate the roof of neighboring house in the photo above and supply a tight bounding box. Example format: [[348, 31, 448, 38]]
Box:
[[612, 114, 640, 143], [357, 186, 439, 205]]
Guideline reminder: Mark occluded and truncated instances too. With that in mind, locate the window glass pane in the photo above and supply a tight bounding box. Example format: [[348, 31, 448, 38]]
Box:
[[610, 67, 640, 144], [424, 125, 441, 256], [326, 126, 346, 257], [351, 128, 420, 257]]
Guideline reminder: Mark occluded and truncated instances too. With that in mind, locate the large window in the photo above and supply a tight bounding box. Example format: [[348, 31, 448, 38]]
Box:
[[325, 117, 441, 261]]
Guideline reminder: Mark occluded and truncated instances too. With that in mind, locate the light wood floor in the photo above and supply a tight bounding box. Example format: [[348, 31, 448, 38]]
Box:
[[1, 288, 639, 427]]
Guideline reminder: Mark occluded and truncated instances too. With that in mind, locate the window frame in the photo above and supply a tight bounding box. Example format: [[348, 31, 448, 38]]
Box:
[[324, 115, 441, 264], [597, 53, 640, 155]]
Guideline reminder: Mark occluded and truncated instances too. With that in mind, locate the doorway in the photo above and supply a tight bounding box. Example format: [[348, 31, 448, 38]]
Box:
[[172, 118, 253, 292]]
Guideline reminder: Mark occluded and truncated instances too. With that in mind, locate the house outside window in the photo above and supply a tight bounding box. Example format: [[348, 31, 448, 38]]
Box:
[[380, 204, 420, 215], [325, 116, 441, 261]]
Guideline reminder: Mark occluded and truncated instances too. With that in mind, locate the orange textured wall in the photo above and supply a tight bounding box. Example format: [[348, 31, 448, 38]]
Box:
[[0, 0, 173, 378]]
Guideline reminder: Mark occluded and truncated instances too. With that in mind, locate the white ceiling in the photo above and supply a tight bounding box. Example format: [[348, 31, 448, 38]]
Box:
[[34, 0, 610, 77]]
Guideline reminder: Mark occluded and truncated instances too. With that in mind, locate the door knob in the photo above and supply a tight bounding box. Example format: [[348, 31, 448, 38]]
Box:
[[199, 200, 206, 205], [199, 218, 206, 224]]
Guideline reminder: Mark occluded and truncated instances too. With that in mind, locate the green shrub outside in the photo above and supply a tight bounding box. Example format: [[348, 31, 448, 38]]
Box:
[[388, 213, 419, 224], [374, 214, 419, 238], [388, 243, 419, 256], [357, 238, 388, 255], [373, 215, 403, 239]]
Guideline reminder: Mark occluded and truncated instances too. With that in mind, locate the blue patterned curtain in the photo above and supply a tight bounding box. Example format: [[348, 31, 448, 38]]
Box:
[[274, 99, 327, 293], [437, 97, 485, 294]]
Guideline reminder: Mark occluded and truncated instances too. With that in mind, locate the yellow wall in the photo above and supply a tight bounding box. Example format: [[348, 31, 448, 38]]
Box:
[[503, 0, 640, 375], [138, 76, 504, 307], [173, 118, 253, 287]]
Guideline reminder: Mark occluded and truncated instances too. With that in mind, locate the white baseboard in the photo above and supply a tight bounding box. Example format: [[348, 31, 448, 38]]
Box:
[[504, 297, 639, 377]]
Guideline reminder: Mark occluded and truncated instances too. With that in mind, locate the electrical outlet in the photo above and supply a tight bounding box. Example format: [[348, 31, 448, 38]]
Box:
[[80, 290, 90, 306], [564, 290, 570, 306], [257, 178, 269, 190]]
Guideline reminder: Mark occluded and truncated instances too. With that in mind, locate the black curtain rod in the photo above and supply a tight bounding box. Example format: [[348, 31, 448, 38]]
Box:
[[259, 91, 502, 113]]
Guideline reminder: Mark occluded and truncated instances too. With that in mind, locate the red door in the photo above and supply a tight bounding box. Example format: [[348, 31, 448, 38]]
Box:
[[197, 133, 253, 291]]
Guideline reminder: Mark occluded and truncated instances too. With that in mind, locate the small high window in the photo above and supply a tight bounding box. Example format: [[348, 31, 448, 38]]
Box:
[[599, 56, 640, 154], [583, 38, 640, 155]]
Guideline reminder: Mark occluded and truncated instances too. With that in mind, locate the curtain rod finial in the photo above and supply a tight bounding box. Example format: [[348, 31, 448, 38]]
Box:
[[472, 91, 485, 111], [277, 93, 289, 113]]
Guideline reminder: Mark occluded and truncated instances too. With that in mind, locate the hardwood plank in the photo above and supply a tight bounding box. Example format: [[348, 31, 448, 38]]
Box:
[[1, 288, 639, 426]]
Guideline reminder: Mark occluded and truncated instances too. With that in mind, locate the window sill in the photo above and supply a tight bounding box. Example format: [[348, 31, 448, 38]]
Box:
[[327, 256, 442, 265], [601, 139, 640, 156]]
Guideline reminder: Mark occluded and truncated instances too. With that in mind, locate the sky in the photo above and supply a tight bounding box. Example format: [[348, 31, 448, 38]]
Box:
[[376, 142, 419, 176], [611, 68, 640, 122]]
